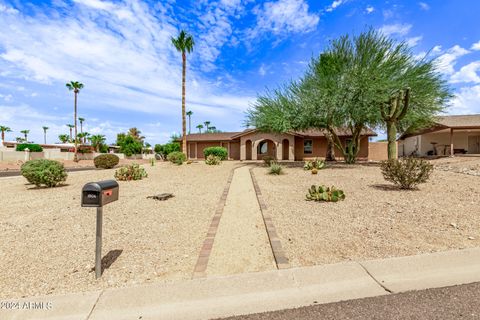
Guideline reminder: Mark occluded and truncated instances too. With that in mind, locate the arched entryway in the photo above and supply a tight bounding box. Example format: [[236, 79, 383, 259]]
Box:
[[257, 139, 276, 160], [282, 139, 289, 160], [245, 140, 252, 160]]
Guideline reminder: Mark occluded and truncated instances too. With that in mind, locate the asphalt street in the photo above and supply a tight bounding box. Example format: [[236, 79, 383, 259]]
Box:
[[218, 282, 480, 320]]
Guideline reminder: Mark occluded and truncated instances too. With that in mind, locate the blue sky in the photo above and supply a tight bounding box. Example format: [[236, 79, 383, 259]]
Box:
[[0, 0, 479, 144]]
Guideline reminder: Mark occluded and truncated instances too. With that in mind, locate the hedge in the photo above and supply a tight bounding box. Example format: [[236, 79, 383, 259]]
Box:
[[203, 147, 228, 160], [16, 144, 43, 152]]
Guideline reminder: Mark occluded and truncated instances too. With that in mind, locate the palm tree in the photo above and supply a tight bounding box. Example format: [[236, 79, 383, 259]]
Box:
[[0, 125, 12, 145], [127, 127, 145, 142], [90, 134, 106, 152], [20, 130, 29, 142], [204, 121, 211, 132], [196, 124, 203, 133], [66, 124, 74, 141], [78, 117, 85, 142], [210, 126, 217, 132], [42, 126, 49, 144], [66, 81, 84, 162], [77, 132, 89, 145], [171, 30, 195, 156], [58, 134, 70, 143], [186, 110, 193, 134]]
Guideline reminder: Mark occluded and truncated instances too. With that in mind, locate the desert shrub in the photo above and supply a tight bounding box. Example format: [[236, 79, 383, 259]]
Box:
[[167, 151, 186, 165], [77, 145, 94, 154], [203, 147, 228, 160], [380, 158, 433, 189], [205, 154, 221, 165], [16, 143, 43, 152], [155, 142, 181, 160], [304, 158, 325, 170], [268, 162, 283, 175], [311, 168, 318, 174], [21, 159, 67, 187], [99, 144, 109, 153], [306, 185, 345, 202], [117, 135, 142, 156], [114, 163, 148, 181], [94, 154, 120, 169], [262, 156, 276, 166]]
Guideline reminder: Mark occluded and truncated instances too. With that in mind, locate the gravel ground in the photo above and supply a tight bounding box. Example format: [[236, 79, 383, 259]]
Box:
[[207, 166, 276, 276], [432, 156, 480, 176], [252, 163, 480, 267], [0, 161, 236, 299]]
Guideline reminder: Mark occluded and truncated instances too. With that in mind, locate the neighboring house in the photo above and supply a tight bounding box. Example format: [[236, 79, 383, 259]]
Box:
[[398, 114, 480, 157], [180, 128, 377, 161], [2, 141, 74, 152]]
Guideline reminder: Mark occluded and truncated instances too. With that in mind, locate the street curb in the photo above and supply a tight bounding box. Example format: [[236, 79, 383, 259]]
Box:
[[3, 248, 480, 320]]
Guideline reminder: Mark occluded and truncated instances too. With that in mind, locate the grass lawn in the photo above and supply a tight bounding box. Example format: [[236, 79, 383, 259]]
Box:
[[253, 162, 480, 267], [0, 161, 237, 298]]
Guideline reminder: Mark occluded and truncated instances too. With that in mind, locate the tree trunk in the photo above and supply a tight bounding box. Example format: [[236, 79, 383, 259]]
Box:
[[324, 131, 336, 161], [44, 132, 46, 144], [181, 53, 187, 156], [386, 120, 397, 160], [73, 91, 78, 162], [1, 131, 4, 145]]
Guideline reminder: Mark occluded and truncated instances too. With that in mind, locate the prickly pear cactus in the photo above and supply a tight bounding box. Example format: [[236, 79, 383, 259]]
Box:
[[306, 184, 345, 202], [304, 158, 326, 171]]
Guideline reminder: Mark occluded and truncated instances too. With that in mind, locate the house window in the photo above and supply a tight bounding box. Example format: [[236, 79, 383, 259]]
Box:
[[304, 139, 313, 154], [258, 141, 268, 154]]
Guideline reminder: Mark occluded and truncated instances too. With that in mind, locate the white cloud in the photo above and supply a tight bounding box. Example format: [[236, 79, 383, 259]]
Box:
[[365, 6, 375, 14], [471, 41, 480, 51], [418, 2, 430, 11], [258, 64, 267, 76], [435, 45, 470, 75], [432, 45, 442, 54], [450, 85, 480, 114], [0, 0, 255, 143], [378, 23, 412, 37], [326, 0, 345, 12], [248, 0, 319, 38], [450, 61, 480, 84], [406, 36, 422, 47]]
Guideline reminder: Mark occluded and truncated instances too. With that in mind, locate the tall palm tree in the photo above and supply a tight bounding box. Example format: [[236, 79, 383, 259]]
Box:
[[58, 134, 69, 143], [66, 124, 74, 141], [127, 127, 145, 142], [78, 117, 85, 142], [90, 134, 106, 152], [204, 121, 211, 132], [171, 30, 195, 155], [196, 124, 203, 133], [0, 125, 12, 145], [20, 130, 29, 142], [66, 81, 84, 162], [42, 126, 49, 144], [186, 110, 193, 134], [77, 132, 89, 145]]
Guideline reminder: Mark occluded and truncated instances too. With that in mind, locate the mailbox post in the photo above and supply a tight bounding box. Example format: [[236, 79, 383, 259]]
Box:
[[81, 180, 119, 279]]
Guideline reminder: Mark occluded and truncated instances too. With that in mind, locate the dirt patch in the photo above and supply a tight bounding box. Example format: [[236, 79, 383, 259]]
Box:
[[252, 164, 480, 268], [0, 161, 237, 298]]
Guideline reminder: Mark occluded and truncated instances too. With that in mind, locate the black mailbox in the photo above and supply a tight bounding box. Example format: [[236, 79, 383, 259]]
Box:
[[82, 180, 119, 207]]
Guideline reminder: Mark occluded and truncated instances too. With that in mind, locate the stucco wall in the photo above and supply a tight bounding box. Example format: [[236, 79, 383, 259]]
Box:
[[368, 142, 393, 161], [294, 136, 369, 160], [400, 130, 480, 156], [240, 132, 295, 160]]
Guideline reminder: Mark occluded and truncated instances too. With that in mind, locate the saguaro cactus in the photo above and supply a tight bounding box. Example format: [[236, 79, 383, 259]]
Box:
[[382, 88, 410, 160]]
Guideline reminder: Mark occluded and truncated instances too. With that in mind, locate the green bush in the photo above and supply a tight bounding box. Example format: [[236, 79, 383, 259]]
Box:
[[380, 158, 433, 189], [306, 185, 345, 202], [203, 147, 228, 160], [155, 142, 180, 160], [21, 159, 67, 187], [262, 156, 276, 166], [304, 158, 325, 170], [77, 145, 94, 154], [117, 135, 142, 156], [94, 154, 120, 169], [268, 163, 283, 175], [167, 151, 186, 165], [205, 154, 221, 165], [114, 163, 148, 181], [16, 144, 43, 152]]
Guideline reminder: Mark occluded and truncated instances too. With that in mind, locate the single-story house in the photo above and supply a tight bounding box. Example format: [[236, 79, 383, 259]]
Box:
[[398, 114, 480, 157], [180, 128, 377, 161]]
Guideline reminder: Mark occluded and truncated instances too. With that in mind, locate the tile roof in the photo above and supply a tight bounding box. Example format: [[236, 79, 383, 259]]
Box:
[[435, 114, 480, 128], [182, 127, 377, 141]]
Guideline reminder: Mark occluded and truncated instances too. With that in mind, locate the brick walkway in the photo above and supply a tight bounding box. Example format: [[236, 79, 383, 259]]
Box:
[[193, 165, 285, 278]]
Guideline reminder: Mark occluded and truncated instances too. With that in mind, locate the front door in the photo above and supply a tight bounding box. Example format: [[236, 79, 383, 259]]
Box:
[[468, 136, 480, 154]]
